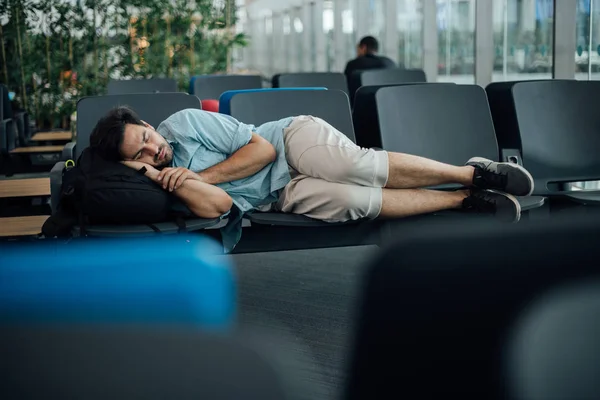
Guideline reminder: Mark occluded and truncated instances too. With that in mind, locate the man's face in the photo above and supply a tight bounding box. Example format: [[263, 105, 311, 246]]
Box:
[[120, 123, 173, 168]]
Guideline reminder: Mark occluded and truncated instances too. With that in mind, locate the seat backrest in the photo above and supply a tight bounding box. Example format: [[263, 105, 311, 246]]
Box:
[[107, 78, 178, 95], [76, 93, 202, 159], [510, 80, 600, 194], [275, 72, 349, 94], [506, 280, 600, 400], [353, 83, 454, 149], [227, 89, 356, 142], [219, 87, 327, 115], [486, 80, 560, 156], [0, 84, 12, 119], [192, 75, 263, 99], [375, 84, 498, 187], [0, 328, 292, 400], [345, 212, 600, 400], [0, 235, 234, 328], [361, 68, 427, 87], [348, 68, 427, 103]]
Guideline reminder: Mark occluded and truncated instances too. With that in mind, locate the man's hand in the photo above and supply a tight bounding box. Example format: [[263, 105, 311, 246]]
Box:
[[157, 167, 201, 192]]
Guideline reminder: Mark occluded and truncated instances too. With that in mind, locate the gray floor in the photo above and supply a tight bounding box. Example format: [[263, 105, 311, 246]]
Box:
[[232, 245, 379, 400]]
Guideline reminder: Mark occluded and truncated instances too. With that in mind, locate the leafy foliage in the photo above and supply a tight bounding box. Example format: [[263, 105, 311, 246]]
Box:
[[0, 0, 245, 129]]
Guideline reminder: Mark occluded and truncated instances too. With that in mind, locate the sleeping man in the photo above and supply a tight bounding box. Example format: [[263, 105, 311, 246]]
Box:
[[89, 107, 534, 251]]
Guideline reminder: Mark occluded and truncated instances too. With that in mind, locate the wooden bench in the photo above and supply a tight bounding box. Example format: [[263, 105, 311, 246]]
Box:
[[0, 215, 49, 237], [30, 131, 72, 142], [0, 178, 50, 198], [10, 145, 65, 154]]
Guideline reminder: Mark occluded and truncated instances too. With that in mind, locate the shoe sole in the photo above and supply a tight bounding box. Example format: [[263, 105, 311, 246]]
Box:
[[467, 157, 535, 197], [487, 189, 521, 223]]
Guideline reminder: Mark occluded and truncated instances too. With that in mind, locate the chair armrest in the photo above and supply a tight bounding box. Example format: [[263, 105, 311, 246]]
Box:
[[13, 111, 31, 144], [1, 118, 15, 151], [50, 161, 66, 215], [62, 142, 76, 161]]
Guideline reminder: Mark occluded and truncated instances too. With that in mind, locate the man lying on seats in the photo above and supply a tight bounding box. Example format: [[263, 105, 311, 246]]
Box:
[[90, 107, 534, 246]]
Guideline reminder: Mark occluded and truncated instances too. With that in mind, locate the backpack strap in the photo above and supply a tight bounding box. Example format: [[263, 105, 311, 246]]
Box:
[[146, 223, 161, 233], [174, 216, 187, 233]]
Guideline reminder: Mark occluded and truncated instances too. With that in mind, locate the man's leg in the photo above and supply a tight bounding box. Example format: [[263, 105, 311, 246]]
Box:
[[277, 176, 520, 223], [385, 152, 473, 189], [385, 153, 534, 196], [283, 116, 533, 196], [380, 187, 520, 223]]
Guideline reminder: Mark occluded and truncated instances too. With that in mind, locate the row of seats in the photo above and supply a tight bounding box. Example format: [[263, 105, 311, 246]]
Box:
[[3, 212, 600, 399], [2, 69, 426, 162], [48, 78, 599, 252], [109, 68, 427, 103]]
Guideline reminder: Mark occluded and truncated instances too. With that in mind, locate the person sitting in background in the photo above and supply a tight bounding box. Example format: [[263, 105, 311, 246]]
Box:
[[344, 36, 397, 79], [89, 107, 534, 252]]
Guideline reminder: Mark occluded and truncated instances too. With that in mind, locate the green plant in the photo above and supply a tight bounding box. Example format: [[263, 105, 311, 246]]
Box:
[[0, 0, 246, 129]]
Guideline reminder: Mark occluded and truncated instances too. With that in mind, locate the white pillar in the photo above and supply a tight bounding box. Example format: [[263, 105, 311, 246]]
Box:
[[302, 1, 313, 71], [383, 0, 399, 63], [422, 0, 438, 81], [291, 6, 303, 72], [313, 0, 327, 71], [475, 0, 494, 87], [333, 0, 345, 71], [272, 12, 284, 74], [553, 0, 577, 79], [355, 0, 370, 38]]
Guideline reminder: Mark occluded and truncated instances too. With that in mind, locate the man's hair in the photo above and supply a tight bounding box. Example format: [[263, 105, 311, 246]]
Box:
[[359, 36, 379, 53], [89, 106, 144, 161]]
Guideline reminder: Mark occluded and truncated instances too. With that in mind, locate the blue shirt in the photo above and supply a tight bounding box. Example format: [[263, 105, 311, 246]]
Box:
[[156, 109, 293, 252]]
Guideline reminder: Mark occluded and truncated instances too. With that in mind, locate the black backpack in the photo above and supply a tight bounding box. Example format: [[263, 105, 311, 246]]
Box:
[[42, 148, 191, 237]]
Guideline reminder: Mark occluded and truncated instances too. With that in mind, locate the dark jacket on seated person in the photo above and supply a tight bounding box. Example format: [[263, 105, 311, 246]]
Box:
[[344, 54, 397, 79]]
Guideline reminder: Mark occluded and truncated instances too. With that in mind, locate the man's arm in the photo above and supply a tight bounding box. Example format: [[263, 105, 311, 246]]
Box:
[[123, 161, 232, 219], [196, 133, 276, 185]]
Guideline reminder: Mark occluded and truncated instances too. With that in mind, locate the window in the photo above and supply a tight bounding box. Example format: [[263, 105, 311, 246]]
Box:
[[437, 0, 475, 83], [492, 0, 555, 82]]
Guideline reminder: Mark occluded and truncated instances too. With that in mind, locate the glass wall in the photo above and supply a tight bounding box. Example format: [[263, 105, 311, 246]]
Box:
[[575, 0, 600, 79], [241, 0, 594, 83], [437, 0, 475, 83], [492, 0, 554, 82], [397, 0, 424, 69]]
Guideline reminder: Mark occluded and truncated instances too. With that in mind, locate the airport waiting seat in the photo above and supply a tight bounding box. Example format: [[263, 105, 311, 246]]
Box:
[[107, 78, 178, 95], [352, 83, 453, 149], [1, 328, 293, 400], [489, 80, 600, 204], [0, 235, 297, 399], [0, 235, 234, 327], [219, 88, 379, 252], [191, 74, 263, 100], [0, 84, 29, 150], [223, 89, 354, 140], [485, 80, 558, 165], [49, 93, 220, 237], [346, 212, 600, 399], [219, 87, 328, 116], [273, 72, 349, 94], [0, 84, 57, 175], [347, 68, 427, 105], [0, 86, 15, 173], [371, 84, 544, 211]]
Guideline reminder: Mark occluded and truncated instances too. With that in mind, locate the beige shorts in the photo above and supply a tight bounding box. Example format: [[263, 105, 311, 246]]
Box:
[[273, 115, 389, 222]]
